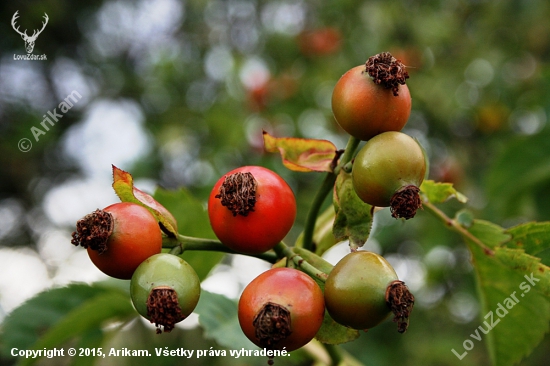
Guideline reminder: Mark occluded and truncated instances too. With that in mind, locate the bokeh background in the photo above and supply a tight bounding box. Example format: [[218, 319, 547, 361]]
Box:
[[0, 0, 549, 365]]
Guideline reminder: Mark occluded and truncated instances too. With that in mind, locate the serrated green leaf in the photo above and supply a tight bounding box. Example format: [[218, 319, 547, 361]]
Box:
[[25, 294, 133, 364], [1, 283, 134, 366], [505, 222, 550, 266], [194, 290, 255, 350], [420, 180, 468, 204], [153, 188, 224, 281], [263, 130, 338, 172], [467, 220, 511, 248], [112, 165, 178, 237], [464, 220, 550, 366], [332, 170, 373, 251], [495, 248, 549, 296]]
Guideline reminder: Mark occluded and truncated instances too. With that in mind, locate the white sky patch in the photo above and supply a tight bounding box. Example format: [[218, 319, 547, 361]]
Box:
[[52, 250, 109, 286], [205, 46, 234, 81], [261, 2, 305, 35], [0, 60, 51, 110], [62, 99, 152, 178], [89, 0, 184, 58], [51, 57, 96, 107], [0, 248, 51, 315], [43, 177, 119, 227]]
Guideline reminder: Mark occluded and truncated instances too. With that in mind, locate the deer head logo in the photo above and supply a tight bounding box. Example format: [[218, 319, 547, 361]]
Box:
[[11, 11, 49, 54]]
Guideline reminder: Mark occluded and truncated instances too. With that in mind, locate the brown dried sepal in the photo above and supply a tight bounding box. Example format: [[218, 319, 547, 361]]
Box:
[[71, 209, 114, 254], [365, 52, 409, 96], [146, 287, 184, 334], [390, 185, 422, 220], [385, 280, 415, 333], [253, 302, 292, 349], [215, 172, 257, 216]]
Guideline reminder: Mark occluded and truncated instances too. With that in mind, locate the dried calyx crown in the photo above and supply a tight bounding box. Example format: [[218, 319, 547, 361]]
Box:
[[147, 287, 184, 334], [386, 280, 415, 333], [253, 302, 292, 348], [71, 209, 114, 254], [365, 52, 409, 97], [252, 302, 293, 365], [390, 185, 422, 220], [215, 172, 258, 216]]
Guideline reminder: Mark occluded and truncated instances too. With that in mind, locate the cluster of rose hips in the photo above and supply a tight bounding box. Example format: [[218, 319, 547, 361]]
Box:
[[334, 52, 425, 220], [71, 52, 422, 356]]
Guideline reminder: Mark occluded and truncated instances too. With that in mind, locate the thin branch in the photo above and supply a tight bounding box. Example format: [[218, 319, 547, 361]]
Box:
[[423, 201, 494, 256]]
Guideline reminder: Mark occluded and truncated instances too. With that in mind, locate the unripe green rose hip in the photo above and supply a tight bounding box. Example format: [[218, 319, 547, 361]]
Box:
[[352, 131, 426, 219], [130, 253, 201, 333]]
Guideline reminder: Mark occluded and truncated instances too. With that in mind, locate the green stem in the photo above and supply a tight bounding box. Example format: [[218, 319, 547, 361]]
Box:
[[323, 343, 344, 366], [169, 245, 182, 255], [334, 136, 360, 175], [274, 242, 328, 282], [162, 235, 280, 263], [423, 201, 495, 256], [302, 173, 337, 251], [302, 136, 360, 251]]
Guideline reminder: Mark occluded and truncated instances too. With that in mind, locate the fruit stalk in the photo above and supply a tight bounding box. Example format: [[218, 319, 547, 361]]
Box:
[[302, 136, 360, 251], [273, 242, 329, 282], [162, 234, 279, 263]]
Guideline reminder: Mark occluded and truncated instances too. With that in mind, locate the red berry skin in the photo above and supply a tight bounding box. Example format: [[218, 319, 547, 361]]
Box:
[[332, 65, 411, 141], [238, 268, 325, 352], [87, 202, 162, 280], [208, 166, 297, 255]]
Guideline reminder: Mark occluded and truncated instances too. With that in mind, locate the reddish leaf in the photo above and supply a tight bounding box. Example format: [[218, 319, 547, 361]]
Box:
[[263, 131, 338, 172], [112, 165, 178, 237]]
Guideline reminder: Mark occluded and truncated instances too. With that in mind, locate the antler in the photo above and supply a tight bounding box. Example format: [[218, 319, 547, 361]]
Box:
[[11, 11, 48, 40], [11, 10, 28, 38], [32, 13, 49, 39]]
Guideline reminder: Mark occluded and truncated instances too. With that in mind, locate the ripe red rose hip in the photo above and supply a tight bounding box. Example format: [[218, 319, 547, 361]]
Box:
[[208, 166, 297, 254], [324, 251, 414, 333], [238, 267, 325, 352], [332, 52, 411, 141], [71, 202, 162, 279]]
